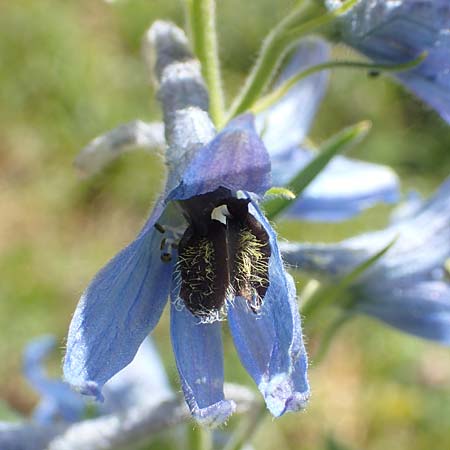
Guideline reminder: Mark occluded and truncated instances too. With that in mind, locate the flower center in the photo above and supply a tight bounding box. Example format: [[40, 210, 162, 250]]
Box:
[[177, 189, 271, 319]]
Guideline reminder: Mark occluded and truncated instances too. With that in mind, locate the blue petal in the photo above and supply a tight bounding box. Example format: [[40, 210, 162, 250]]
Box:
[[24, 336, 85, 424], [64, 200, 174, 399], [170, 299, 235, 427], [332, 0, 450, 123], [257, 38, 330, 156], [275, 149, 399, 221], [102, 337, 173, 412], [280, 241, 373, 280], [357, 281, 450, 344], [168, 114, 271, 200], [0, 422, 57, 450], [228, 202, 309, 416]]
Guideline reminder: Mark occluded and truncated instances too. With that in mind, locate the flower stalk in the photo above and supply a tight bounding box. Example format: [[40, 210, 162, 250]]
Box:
[[186, 0, 225, 126]]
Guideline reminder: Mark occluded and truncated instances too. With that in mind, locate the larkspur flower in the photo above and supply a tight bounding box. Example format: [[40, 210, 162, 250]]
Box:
[[1, 336, 173, 450], [280, 177, 450, 343], [257, 37, 399, 221], [64, 21, 309, 427], [326, 0, 450, 123]]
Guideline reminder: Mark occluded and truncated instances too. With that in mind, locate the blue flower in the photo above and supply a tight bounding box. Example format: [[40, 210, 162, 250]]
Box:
[[24, 335, 172, 424], [1, 335, 173, 449], [280, 177, 450, 343], [326, 0, 450, 123], [64, 111, 309, 426], [23, 336, 85, 424], [257, 37, 400, 221]]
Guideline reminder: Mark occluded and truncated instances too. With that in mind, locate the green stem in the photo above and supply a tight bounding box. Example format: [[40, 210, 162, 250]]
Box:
[[188, 425, 213, 450], [252, 52, 428, 114], [224, 1, 323, 124], [222, 403, 267, 450], [226, 0, 359, 121], [186, 0, 225, 126]]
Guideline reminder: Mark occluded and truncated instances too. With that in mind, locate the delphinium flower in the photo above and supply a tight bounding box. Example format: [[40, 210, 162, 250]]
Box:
[[280, 177, 450, 343], [64, 21, 309, 427], [0, 336, 173, 450], [325, 0, 450, 123]]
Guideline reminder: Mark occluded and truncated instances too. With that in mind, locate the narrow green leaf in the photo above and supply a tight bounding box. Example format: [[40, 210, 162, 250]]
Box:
[[264, 120, 371, 220]]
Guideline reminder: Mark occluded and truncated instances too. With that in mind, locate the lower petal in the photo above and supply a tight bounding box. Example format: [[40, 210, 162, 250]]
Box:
[[170, 300, 235, 427]]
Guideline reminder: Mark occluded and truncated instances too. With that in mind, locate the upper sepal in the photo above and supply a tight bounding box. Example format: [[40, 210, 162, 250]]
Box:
[[168, 114, 271, 200]]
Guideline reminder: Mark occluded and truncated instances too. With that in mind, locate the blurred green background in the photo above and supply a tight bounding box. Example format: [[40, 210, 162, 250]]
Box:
[[1, 1, 450, 449]]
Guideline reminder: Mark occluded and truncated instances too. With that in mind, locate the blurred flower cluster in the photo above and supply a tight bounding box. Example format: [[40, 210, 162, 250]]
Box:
[[1, 0, 449, 449]]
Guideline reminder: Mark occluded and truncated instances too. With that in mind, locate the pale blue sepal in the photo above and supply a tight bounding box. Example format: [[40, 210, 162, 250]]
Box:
[[0, 422, 58, 450], [102, 337, 173, 412], [170, 300, 235, 427], [357, 281, 450, 344], [257, 38, 330, 156], [228, 201, 309, 416], [272, 149, 399, 221], [24, 336, 85, 424], [64, 200, 174, 400], [168, 114, 271, 201]]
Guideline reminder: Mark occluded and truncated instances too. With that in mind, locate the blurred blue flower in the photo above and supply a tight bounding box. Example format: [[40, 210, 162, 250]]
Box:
[[326, 0, 450, 123], [64, 113, 309, 427], [1, 335, 172, 449], [23, 336, 85, 424], [281, 177, 450, 343], [24, 335, 172, 424], [257, 37, 400, 221]]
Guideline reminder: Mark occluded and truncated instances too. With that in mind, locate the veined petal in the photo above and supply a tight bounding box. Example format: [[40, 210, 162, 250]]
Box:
[[356, 281, 450, 344], [329, 0, 450, 123], [258, 38, 330, 156], [24, 336, 85, 424], [228, 202, 309, 416], [170, 299, 235, 427], [279, 150, 399, 221], [102, 337, 173, 412], [168, 114, 271, 200], [64, 200, 174, 399]]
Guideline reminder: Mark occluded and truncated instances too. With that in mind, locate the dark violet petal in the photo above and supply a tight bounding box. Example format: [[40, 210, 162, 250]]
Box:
[[356, 281, 450, 344], [170, 299, 235, 427], [102, 337, 173, 412], [24, 336, 85, 424], [228, 201, 309, 417], [64, 200, 174, 399], [168, 114, 271, 200], [331, 0, 450, 123], [276, 149, 399, 221], [258, 38, 330, 156]]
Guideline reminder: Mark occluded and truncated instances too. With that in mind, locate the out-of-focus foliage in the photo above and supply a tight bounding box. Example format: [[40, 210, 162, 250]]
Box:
[[0, 1, 449, 449]]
